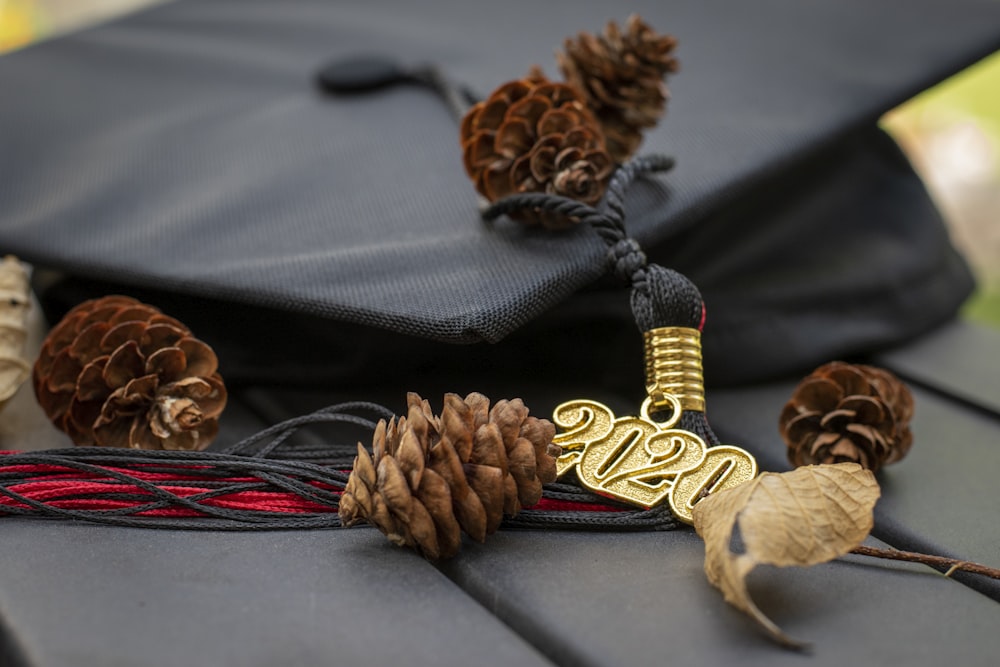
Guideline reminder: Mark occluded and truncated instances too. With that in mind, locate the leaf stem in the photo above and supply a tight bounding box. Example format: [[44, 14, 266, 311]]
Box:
[[851, 545, 1000, 580]]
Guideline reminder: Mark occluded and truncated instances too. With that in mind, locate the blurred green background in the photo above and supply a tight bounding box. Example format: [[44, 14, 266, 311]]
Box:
[[882, 54, 1000, 328], [3, 0, 999, 326]]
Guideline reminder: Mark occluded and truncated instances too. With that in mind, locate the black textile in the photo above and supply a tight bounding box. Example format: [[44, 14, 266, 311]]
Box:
[[0, 0, 996, 385]]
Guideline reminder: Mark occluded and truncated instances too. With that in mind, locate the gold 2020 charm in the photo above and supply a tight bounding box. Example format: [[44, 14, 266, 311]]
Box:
[[553, 326, 758, 523], [552, 395, 757, 523]]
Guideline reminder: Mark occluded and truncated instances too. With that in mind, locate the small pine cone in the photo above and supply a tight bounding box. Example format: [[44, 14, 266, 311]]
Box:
[[558, 14, 679, 162], [33, 295, 227, 450], [779, 362, 914, 472], [339, 392, 561, 559], [460, 68, 613, 229]]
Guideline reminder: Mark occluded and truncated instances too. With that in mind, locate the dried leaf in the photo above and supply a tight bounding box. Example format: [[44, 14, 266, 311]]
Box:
[[692, 463, 880, 648], [0, 256, 31, 411]]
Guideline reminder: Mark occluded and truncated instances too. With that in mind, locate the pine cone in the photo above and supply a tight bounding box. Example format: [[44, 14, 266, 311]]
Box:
[[339, 392, 561, 559], [558, 14, 679, 162], [33, 295, 227, 450], [460, 68, 613, 229], [779, 362, 914, 472]]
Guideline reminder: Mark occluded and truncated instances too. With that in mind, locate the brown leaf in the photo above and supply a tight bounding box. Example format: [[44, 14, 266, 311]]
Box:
[[692, 463, 880, 648], [0, 357, 30, 405]]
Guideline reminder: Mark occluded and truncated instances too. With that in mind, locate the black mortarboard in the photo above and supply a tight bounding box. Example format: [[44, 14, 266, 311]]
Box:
[[0, 0, 994, 388]]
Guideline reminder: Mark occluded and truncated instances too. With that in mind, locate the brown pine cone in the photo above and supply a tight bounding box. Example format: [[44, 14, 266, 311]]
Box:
[[339, 392, 561, 559], [460, 68, 613, 229], [779, 362, 914, 472], [33, 295, 227, 450], [558, 14, 679, 162]]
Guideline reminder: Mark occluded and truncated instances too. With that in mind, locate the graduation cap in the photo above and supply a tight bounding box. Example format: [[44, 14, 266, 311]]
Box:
[[1, 0, 992, 397]]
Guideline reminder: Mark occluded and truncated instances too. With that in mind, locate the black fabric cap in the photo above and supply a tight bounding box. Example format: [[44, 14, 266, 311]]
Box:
[[0, 0, 997, 385]]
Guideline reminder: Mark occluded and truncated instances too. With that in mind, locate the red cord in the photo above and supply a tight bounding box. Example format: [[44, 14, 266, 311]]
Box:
[[0, 456, 621, 516], [531, 498, 623, 513]]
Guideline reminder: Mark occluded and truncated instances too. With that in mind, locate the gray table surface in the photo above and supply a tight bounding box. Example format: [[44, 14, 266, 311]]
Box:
[[1, 312, 998, 666]]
